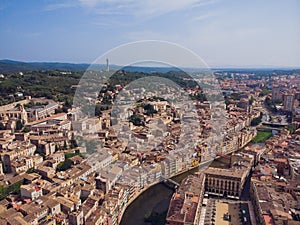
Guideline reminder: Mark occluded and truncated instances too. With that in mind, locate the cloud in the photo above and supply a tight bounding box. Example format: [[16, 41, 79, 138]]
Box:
[[45, 2, 80, 11], [192, 13, 215, 22], [79, 0, 134, 8], [78, 0, 217, 18], [134, 0, 201, 17], [191, 7, 224, 23]]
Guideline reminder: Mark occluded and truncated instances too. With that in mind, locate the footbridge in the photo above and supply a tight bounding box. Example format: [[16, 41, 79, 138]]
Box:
[[161, 175, 180, 186]]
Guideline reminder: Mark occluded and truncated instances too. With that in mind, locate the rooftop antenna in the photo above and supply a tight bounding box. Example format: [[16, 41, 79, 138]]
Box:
[[106, 58, 109, 72]]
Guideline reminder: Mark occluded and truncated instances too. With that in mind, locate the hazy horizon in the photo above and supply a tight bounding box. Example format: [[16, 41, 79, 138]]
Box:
[[2, 58, 300, 70]]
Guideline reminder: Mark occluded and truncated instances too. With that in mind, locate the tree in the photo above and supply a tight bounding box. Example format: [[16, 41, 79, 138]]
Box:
[[129, 115, 143, 126], [190, 93, 207, 102], [287, 124, 297, 134], [259, 87, 270, 97], [16, 120, 24, 130], [249, 96, 254, 105], [265, 97, 278, 113], [224, 97, 231, 106], [95, 104, 102, 117], [251, 112, 263, 126], [70, 139, 78, 149], [0, 123, 5, 130], [144, 104, 157, 116], [57, 159, 73, 171], [22, 127, 31, 133]]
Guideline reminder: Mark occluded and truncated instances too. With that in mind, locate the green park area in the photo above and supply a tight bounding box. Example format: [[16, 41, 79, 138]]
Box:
[[252, 131, 272, 143]]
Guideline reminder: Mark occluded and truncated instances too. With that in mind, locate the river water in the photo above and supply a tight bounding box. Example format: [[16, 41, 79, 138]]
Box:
[[120, 134, 257, 225], [119, 166, 202, 225]]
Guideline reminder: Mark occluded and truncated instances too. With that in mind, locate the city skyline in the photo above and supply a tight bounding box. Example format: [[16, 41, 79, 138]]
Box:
[[0, 0, 300, 68]]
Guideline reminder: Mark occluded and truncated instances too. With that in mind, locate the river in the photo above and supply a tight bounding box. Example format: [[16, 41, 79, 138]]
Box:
[[120, 124, 261, 225], [119, 166, 203, 225]]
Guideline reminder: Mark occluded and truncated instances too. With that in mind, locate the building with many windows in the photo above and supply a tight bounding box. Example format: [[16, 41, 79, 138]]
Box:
[[204, 154, 253, 199], [283, 93, 295, 112]]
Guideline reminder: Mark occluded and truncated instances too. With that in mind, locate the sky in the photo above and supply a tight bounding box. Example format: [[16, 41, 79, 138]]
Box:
[[0, 0, 299, 68]]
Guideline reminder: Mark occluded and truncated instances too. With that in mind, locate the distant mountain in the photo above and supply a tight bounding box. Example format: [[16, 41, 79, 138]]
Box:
[[0, 60, 91, 73], [122, 65, 182, 73], [0, 60, 192, 74], [1, 59, 299, 75]]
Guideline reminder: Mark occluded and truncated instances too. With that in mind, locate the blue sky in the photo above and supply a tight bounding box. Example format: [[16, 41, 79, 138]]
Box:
[[0, 0, 299, 67]]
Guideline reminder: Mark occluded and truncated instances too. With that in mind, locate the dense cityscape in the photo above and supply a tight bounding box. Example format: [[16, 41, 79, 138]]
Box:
[[0, 64, 299, 225], [1, 1, 299, 225]]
